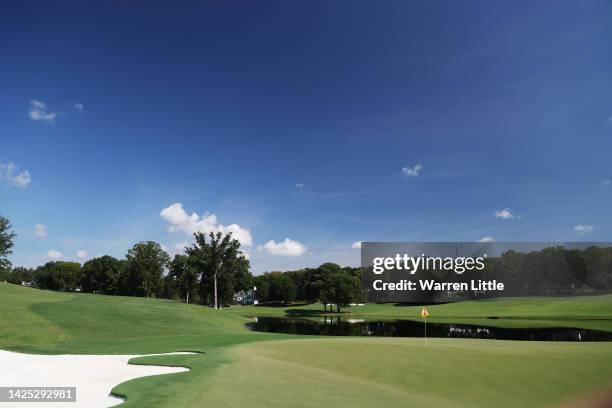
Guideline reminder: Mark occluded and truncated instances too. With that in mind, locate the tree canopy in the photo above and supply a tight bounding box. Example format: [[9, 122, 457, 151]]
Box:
[[125, 241, 171, 298], [34, 261, 82, 292], [255, 263, 362, 311], [4, 211, 610, 309], [186, 231, 251, 308], [0, 215, 16, 273], [81, 255, 124, 294], [166, 254, 199, 303]]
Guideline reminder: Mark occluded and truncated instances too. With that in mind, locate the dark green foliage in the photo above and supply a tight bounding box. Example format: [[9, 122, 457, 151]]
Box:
[[0, 215, 16, 273], [255, 263, 362, 311], [125, 241, 171, 298], [3, 266, 34, 285], [10, 229, 252, 304], [80, 256, 124, 294], [269, 273, 297, 303], [318, 264, 360, 312], [186, 231, 251, 307], [463, 246, 612, 299], [166, 254, 199, 303], [34, 261, 82, 291]]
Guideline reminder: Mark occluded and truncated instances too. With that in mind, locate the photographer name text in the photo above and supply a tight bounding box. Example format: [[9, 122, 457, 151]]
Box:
[[372, 279, 504, 292]]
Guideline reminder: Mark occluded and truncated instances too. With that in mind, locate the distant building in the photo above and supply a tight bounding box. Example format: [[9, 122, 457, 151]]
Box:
[[233, 287, 258, 305]]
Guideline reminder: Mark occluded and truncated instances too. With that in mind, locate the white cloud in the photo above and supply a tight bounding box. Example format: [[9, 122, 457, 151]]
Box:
[[73, 102, 84, 111], [351, 241, 362, 249], [160, 202, 253, 247], [46, 249, 63, 259], [13, 172, 31, 187], [402, 164, 423, 177], [574, 224, 594, 234], [603, 180, 611, 185], [29, 99, 58, 122], [478, 236, 495, 242], [494, 208, 513, 219], [76, 250, 88, 259], [258, 238, 307, 257], [294, 183, 314, 196], [11, 170, 31, 187], [34, 224, 47, 237], [0, 162, 31, 187]]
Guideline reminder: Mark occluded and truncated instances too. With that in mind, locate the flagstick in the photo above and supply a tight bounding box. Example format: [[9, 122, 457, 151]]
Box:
[[421, 307, 429, 347]]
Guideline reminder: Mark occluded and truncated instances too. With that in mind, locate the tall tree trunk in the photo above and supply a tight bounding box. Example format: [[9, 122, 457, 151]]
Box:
[[186, 291, 189, 304], [214, 272, 218, 309]]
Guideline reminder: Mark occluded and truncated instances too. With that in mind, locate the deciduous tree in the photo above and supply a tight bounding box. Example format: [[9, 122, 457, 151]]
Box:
[[186, 231, 250, 308], [81, 256, 123, 294], [126, 241, 170, 298], [0, 216, 16, 273]]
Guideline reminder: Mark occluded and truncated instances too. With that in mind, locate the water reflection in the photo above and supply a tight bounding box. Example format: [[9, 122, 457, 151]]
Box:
[[247, 317, 612, 342]]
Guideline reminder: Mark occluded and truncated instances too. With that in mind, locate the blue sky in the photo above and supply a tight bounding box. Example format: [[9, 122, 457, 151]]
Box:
[[1, 1, 611, 273]]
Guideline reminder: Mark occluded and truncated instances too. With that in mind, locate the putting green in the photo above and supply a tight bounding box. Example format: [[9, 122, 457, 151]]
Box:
[[194, 338, 612, 408]]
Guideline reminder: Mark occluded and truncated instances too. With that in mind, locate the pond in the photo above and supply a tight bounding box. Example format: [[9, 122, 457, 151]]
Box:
[[247, 317, 612, 342]]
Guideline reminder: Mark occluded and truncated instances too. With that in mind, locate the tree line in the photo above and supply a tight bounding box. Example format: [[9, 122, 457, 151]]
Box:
[[0, 215, 363, 310], [364, 245, 612, 302], [254, 263, 362, 312], [4, 214, 608, 309], [0, 214, 254, 307], [0, 231, 253, 308], [484, 246, 612, 295]]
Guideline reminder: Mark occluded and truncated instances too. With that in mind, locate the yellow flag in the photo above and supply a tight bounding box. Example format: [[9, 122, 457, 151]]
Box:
[[421, 306, 429, 319]]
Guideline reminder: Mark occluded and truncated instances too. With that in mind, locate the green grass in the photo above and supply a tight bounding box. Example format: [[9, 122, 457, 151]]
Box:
[[194, 338, 612, 408], [0, 283, 288, 407], [229, 295, 612, 331], [2, 282, 612, 407], [229, 294, 612, 320], [0, 283, 275, 354]]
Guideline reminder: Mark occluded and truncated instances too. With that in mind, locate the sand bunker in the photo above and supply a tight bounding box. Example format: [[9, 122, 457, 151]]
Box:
[[0, 350, 193, 407]]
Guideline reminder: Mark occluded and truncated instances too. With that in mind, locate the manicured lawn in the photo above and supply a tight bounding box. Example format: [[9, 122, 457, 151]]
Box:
[[2, 283, 612, 408], [229, 294, 612, 320], [0, 283, 286, 407], [0, 282, 275, 355], [194, 338, 612, 408]]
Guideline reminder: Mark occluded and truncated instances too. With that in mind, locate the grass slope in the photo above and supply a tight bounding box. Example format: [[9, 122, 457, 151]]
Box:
[[2, 283, 612, 408], [0, 283, 285, 407], [0, 283, 272, 354]]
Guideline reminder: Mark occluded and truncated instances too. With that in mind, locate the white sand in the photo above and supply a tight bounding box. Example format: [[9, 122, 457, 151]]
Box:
[[0, 350, 193, 407]]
